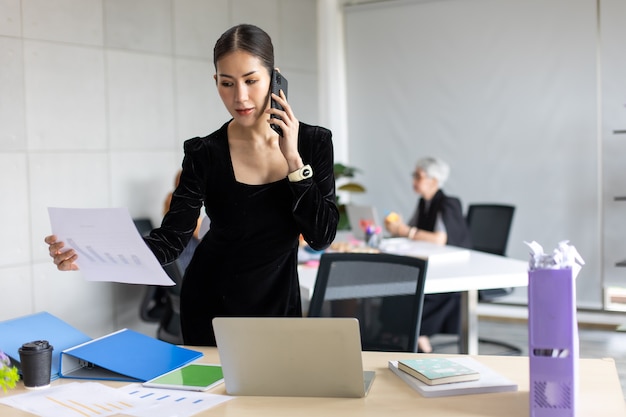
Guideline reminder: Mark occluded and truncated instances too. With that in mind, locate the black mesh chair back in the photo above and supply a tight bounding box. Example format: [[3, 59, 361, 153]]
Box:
[[133, 217, 184, 344], [308, 252, 428, 353], [133, 217, 154, 237], [466, 204, 515, 256], [465, 204, 522, 355], [466, 204, 516, 300], [156, 261, 184, 344], [133, 217, 167, 323]]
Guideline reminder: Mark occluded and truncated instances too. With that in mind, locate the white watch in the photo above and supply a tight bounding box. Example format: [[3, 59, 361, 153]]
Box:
[[288, 164, 313, 182]]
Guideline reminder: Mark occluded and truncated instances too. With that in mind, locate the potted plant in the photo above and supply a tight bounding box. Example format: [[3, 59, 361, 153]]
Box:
[[0, 350, 19, 392], [334, 163, 366, 230]]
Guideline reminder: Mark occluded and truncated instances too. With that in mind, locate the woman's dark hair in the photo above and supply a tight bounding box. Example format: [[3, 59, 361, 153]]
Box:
[[213, 24, 274, 75]]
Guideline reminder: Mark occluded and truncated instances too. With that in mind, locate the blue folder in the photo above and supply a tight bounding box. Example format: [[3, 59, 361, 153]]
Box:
[[0, 311, 91, 381], [59, 328, 203, 382], [0, 312, 203, 383]]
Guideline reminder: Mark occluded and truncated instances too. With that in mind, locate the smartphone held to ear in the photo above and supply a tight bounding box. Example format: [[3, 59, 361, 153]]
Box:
[[270, 70, 288, 136]]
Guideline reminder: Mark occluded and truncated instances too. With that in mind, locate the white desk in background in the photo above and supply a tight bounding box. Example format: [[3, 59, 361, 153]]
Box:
[[298, 241, 529, 355]]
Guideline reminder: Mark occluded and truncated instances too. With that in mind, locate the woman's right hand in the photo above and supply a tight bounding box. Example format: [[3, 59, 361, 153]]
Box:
[[44, 235, 79, 271]]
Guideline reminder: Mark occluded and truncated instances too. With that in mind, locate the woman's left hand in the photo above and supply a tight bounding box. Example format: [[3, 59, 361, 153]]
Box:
[[267, 89, 300, 163]]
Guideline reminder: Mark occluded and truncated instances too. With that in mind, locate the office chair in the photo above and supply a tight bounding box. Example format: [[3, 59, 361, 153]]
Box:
[[133, 217, 183, 344], [134, 218, 166, 322], [155, 260, 184, 345], [308, 252, 428, 353], [466, 204, 516, 301], [465, 203, 520, 355], [133, 218, 169, 323], [132, 217, 154, 237]]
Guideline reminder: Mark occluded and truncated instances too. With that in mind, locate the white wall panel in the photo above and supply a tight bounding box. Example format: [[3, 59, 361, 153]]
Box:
[[110, 150, 178, 227], [32, 263, 115, 337], [345, 0, 600, 306], [29, 153, 110, 262], [107, 50, 175, 150], [24, 41, 106, 151], [22, 0, 103, 46], [279, 0, 318, 72], [173, 0, 230, 59], [0, 266, 33, 321], [0, 154, 29, 267], [231, 0, 281, 54], [104, 0, 172, 54], [287, 70, 319, 126], [600, 0, 626, 289], [0, 36, 25, 150], [0, 0, 21, 37], [175, 58, 229, 141]]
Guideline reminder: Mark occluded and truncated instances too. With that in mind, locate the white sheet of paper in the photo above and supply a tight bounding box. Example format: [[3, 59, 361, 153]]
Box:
[[0, 381, 233, 417], [0, 382, 140, 417], [119, 383, 234, 417], [48, 207, 174, 286]]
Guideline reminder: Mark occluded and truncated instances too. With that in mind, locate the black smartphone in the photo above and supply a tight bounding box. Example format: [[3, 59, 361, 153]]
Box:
[[270, 70, 288, 136]]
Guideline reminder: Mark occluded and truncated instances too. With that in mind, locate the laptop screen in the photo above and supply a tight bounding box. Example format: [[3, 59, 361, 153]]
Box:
[[345, 204, 381, 240], [212, 317, 375, 398]]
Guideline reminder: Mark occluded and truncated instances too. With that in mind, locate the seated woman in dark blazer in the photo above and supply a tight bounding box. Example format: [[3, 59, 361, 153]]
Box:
[[385, 156, 471, 353]]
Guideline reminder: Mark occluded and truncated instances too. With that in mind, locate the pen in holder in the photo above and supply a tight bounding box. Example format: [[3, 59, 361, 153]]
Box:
[[359, 219, 381, 248], [365, 226, 382, 248], [526, 241, 584, 417]]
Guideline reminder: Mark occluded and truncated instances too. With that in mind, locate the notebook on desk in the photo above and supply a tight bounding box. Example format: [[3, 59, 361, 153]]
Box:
[[212, 317, 375, 398]]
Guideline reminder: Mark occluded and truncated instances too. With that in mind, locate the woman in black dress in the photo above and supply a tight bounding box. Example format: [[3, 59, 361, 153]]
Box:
[[385, 157, 471, 352], [45, 24, 339, 346]]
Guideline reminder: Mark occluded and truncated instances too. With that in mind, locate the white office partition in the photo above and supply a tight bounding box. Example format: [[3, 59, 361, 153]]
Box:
[[600, 0, 626, 306], [344, 0, 600, 306]]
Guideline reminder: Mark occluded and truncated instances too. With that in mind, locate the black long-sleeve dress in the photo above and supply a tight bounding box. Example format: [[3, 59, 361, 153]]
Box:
[[408, 189, 472, 337], [143, 121, 339, 346]]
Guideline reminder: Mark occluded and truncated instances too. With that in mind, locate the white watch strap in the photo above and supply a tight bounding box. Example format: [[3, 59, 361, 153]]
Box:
[[288, 164, 313, 182]]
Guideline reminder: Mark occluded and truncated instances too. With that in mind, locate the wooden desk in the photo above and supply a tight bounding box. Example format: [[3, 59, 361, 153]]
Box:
[[2, 349, 624, 416], [299, 247, 528, 354]]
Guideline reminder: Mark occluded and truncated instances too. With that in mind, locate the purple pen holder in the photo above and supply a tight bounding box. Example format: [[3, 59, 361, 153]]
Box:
[[528, 268, 578, 417]]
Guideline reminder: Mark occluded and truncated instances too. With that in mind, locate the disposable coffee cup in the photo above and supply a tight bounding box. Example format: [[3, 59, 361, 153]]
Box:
[[18, 340, 53, 389]]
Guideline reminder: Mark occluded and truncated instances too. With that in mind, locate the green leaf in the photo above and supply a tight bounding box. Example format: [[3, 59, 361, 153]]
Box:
[[334, 163, 361, 179], [338, 183, 366, 192]]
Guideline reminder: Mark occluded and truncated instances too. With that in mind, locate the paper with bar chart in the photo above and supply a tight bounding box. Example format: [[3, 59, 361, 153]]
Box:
[[0, 382, 138, 417], [48, 207, 174, 286], [0, 381, 232, 417]]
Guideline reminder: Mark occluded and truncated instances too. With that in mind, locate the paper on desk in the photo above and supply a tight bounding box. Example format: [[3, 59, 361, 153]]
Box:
[[48, 207, 174, 286], [379, 238, 470, 263], [0, 381, 233, 417], [119, 383, 233, 417], [0, 382, 138, 417]]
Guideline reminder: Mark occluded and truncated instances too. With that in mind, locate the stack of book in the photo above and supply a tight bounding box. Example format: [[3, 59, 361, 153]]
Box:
[[388, 357, 518, 397]]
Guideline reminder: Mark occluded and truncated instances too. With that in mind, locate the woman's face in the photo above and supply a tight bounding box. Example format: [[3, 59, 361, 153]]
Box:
[[214, 50, 271, 129], [412, 168, 438, 196]]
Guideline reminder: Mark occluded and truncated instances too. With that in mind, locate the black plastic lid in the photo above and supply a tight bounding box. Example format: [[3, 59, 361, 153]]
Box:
[[20, 340, 51, 351]]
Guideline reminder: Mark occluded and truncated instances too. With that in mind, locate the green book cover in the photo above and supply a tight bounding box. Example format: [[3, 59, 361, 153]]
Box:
[[397, 358, 479, 385], [143, 363, 224, 391]]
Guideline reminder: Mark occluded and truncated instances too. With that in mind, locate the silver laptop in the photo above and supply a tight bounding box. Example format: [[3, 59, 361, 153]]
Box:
[[212, 317, 375, 398], [345, 204, 381, 240]]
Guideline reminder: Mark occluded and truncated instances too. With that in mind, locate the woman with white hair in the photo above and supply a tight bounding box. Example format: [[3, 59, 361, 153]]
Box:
[[385, 156, 472, 352]]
